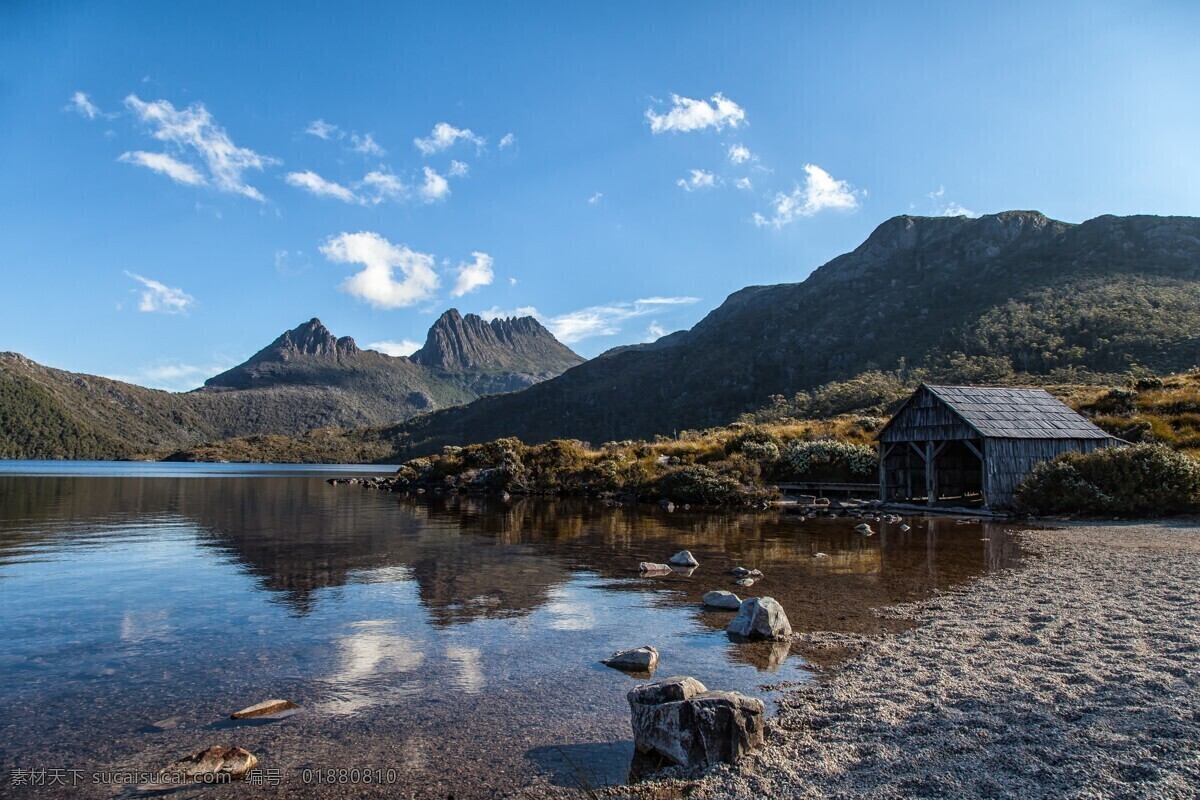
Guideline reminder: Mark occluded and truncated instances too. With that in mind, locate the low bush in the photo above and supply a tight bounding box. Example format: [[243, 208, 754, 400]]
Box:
[[1014, 443, 1200, 515], [780, 439, 877, 482]]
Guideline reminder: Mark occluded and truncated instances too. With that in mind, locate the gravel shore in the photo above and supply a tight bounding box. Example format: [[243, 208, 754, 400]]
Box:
[[637, 521, 1200, 799]]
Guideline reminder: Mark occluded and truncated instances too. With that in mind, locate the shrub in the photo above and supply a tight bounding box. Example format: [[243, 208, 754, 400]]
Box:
[[649, 465, 751, 505], [780, 439, 877, 482], [1015, 443, 1200, 515]]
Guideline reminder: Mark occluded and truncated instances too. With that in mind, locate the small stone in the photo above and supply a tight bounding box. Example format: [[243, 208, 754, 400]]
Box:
[[660, 499, 676, 512], [230, 699, 300, 720], [669, 550, 699, 567], [602, 645, 659, 673], [813, 552, 829, 559], [730, 566, 751, 577], [703, 590, 742, 609], [727, 597, 792, 640], [735, 578, 755, 587], [162, 746, 258, 782], [900, 524, 911, 531], [855, 523, 875, 536], [639, 562, 672, 575]]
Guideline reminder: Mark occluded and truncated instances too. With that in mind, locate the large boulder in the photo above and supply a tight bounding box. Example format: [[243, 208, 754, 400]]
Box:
[[703, 590, 742, 609], [628, 676, 765, 768], [727, 597, 792, 640], [602, 645, 658, 673]]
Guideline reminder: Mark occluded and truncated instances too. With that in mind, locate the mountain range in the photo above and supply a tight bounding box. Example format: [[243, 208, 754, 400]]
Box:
[[4, 210, 1200, 462], [0, 311, 582, 459], [383, 211, 1200, 455]]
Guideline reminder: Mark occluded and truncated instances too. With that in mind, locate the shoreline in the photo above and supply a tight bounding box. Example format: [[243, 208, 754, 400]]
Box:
[[611, 520, 1200, 799]]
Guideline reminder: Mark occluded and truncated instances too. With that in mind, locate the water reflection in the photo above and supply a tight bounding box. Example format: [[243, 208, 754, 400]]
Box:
[[0, 470, 1022, 799]]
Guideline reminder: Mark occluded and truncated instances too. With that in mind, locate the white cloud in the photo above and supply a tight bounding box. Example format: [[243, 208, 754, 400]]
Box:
[[125, 271, 195, 314], [284, 168, 406, 205], [646, 92, 746, 134], [450, 252, 494, 297], [124, 94, 275, 201], [368, 339, 423, 357], [508, 277, 518, 286], [321, 231, 440, 309], [588, 191, 603, 205], [418, 166, 450, 203], [414, 122, 485, 155], [482, 297, 700, 344], [754, 164, 861, 228], [677, 169, 717, 192], [498, 133, 515, 149], [305, 119, 342, 140], [359, 170, 406, 202], [940, 202, 978, 218], [728, 143, 753, 164], [478, 305, 540, 321], [350, 132, 385, 156], [929, 187, 977, 217], [286, 169, 357, 203], [274, 249, 311, 276], [106, 360, 235, 391], [647, 322, 667, 340], [448, 160, 469, 177], [734, 176, 753, 191], [119, 151, 206, 186], [67, 91, 100, 119]]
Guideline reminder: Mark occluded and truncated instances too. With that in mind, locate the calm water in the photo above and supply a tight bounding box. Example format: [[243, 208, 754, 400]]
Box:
[[0, 463, 1021, 798]]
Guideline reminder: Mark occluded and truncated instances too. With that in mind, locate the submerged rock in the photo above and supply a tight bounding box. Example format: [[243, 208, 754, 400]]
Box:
[[163, 746, 258, 782], [735, 578, 755, 587], [855, 523, 875, 536], [230, 699, 300, 720], [628, 676, 765, 768], [730, 566, 751, 577], [602, 645, 659, 673], [727, 597, 792, 640], [669, 550, 699, 567], [703, 590, 742, 609]]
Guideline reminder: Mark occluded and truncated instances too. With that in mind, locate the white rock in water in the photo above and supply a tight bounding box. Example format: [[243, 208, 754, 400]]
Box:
[[735, 577, 755, 587], [669, 550, 699, 567], [900, 524, 911, 531], [603, 645, 659, 673], [230, 699, 299, 720], [628, 676, 764, 768], [813, 552, 829, 558], [730, 566, 751, 577], [639, 562, 672, 574], [855, 523, 875, 536], [727, 597, 792, 640], [703, 590, 742, 609]]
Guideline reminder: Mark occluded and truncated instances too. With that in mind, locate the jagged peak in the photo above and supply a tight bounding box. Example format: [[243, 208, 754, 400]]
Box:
[[411, 307, 580, 371]]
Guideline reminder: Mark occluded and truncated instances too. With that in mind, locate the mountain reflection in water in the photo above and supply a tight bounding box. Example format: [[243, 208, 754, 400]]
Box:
[[0, 470, 1021, 798]]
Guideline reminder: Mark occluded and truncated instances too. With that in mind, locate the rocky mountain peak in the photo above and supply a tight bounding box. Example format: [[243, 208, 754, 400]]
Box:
[[274, 318, 360, 359], [410, 309, 582, 373]]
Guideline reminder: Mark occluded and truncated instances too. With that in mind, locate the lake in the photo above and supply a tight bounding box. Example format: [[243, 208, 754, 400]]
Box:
[[0, 462, 1021, 798]]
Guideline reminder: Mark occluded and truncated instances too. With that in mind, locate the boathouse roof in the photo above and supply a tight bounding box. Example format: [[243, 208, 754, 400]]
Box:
[[880, 384, 1115, 441]]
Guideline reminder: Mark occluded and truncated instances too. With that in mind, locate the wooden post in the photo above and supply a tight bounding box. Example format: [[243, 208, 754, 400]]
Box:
[[925, 441, 935, 506]]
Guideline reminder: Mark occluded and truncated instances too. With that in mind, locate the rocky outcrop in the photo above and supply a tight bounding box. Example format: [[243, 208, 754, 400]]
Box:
[[727, 597, 792, 640], [628, 676, 765, 768]]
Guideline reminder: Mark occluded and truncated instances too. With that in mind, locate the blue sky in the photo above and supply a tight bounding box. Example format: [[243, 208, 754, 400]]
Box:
[[2, 1, 1198, 390]]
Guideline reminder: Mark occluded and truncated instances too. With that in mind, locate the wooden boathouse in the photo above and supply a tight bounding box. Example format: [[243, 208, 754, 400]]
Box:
[[876, 384, 1123, 510]]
